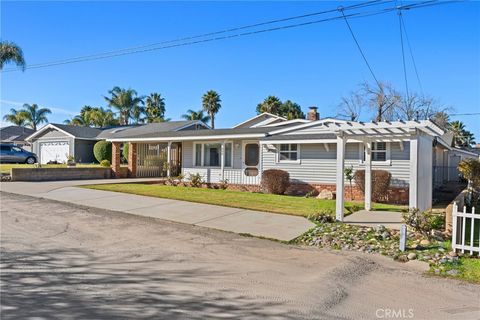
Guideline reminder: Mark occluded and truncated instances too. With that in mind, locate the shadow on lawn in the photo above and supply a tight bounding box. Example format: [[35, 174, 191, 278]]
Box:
[[0, 244, 286, 319]]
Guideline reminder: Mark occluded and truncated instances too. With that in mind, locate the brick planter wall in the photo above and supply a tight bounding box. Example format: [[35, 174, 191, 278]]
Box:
[[11, 167, 112, 181]]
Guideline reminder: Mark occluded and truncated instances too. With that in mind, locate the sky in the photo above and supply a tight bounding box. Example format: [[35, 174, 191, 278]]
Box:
[[1, 1, 479, 138]]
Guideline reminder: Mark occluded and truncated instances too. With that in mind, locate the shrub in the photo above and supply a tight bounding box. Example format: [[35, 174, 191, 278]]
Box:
[[218, 179, 229, 190], [308, 209, 335, 223], [261, 169, 290, 195], [353, 169, 391, 202], [93, 141, 112, 163], [402, 208, 440, 237], [100, 159, 111, 167], [188, 173, 203, 188]]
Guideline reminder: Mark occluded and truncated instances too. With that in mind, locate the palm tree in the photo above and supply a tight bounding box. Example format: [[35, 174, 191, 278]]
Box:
[[89, 107, 118, 127], [182, 109, 211, 123], [145, 93, 166, 123], [449, 121, 467, 147], [20, 103, 51, 131], [202, 90, 221, 128], [3, 108, 27, 126], [104, 87, 144, 125], [256, 96, 282, 115], [279, 100, 304, 120], [131, 104, 145, 124], [0, 41, 26, 71]]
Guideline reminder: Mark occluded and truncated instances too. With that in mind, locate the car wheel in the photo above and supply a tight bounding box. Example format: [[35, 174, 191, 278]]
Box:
[[25, 157, 36, 164]]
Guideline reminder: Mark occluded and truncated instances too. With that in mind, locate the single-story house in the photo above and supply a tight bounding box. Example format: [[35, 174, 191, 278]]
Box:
[[0, 126, 35, 151], [25, 121, 209, 164], [105, 107, 478, 219]]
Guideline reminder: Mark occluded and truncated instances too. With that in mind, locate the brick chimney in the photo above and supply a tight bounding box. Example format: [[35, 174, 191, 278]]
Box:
[[307, 106, 319, 121]]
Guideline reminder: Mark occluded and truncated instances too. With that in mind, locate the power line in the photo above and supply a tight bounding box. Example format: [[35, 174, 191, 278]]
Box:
[[448, 113, 480, 116], [3, 0, 389, 72], [339, 6, 382, 89], [398, 10, 410, 100], [1, 0, 458, 72], [400, 13, 424, 95]]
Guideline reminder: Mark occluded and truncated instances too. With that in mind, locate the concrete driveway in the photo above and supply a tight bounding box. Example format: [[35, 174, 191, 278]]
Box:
[[2, 193, 479, 320], [1, 179, 314, 241]]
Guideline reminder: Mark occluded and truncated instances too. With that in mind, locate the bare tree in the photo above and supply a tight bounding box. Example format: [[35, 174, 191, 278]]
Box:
[[336, 91, 364, 121], [361, 81, 401, 121]]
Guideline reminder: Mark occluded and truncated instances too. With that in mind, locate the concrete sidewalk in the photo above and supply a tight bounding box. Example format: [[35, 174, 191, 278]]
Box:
[[1, 180, 315, 241]]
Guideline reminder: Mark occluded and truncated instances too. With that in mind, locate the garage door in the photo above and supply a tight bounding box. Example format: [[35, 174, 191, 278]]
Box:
[[40, 141, 70, 164]]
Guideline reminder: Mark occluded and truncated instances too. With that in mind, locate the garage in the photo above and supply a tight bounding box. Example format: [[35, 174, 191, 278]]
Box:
[[40, 141, 69, 164]]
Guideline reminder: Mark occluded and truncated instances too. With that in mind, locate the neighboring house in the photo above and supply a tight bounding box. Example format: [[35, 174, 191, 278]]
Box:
[[0, 126, 35, 151], [105, 107, 465, 217], [25, 121, 208, 164]]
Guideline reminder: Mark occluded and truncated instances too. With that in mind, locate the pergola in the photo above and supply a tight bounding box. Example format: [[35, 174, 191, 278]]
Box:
[[331, 120, 444, 222]]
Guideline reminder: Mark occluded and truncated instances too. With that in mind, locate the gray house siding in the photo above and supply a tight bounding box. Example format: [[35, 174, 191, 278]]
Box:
[[31, 128, 97, 163], [74, 139, 97, 163], [261, 142, 410, 187]]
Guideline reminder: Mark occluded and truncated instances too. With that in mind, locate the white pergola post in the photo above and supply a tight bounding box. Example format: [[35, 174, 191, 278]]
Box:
[[167, 141, 172, 177], [220, 141, 225, 181], [409, 136, 418, 209], [364, 141, 372, 211], [336, 134, 346, 222]]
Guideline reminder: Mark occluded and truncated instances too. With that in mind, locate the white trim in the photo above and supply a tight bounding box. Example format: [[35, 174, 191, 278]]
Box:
[[268, 118, 348, 135], [193, 141, 233, 168], [26, 123, 76, 141], [108, 133, 266, 142], [261, 119, 311, 127], [260, 139, 338, 145], [276, 143, 301, 164], [451, 147, 480, 158], [232, 112, 286, 128]]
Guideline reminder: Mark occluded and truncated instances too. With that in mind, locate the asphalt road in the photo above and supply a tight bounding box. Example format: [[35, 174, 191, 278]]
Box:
[[1, 192, 479, 320]]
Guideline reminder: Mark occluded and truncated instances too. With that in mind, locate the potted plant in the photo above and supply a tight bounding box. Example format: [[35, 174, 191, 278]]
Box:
[[66, 154, 76, 167]]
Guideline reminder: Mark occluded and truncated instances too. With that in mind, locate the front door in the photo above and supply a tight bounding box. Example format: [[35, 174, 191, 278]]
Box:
[[242, 142, 260, 184]]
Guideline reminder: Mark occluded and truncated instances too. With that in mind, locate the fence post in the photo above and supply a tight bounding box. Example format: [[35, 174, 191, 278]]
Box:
[[471, 207, 476, 255], [452, 202, 458, 252], [461, 206, 467, 253]]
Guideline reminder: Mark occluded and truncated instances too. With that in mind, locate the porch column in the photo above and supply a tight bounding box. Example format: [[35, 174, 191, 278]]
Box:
[[336, 134, 346, 222], [111, 142, 121, 178], [220, 141, 225, 181], [364, 141, 372, 211], [409, 136, 418, 209], [167, 141, 172, 177], [127, 142, 137, 178]]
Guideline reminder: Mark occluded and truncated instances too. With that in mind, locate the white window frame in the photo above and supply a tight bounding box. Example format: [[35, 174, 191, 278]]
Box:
[[359, 142, 391, 166], [194, 141, 233, 168], [276, 144, 301, 163]]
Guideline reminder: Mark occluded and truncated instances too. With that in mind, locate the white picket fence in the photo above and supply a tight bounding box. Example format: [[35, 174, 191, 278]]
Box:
[[452, 203, 480, 255]]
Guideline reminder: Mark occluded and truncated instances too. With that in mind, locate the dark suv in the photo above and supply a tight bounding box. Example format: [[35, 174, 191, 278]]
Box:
[[0, 144, 37, 164]]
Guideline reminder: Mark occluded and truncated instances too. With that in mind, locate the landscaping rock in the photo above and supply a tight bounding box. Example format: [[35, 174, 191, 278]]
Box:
[[448, 251, 457, 257], [316, 189, 334, 200], [420, 239, 431, 246], [407, 253, 417, 260], [446, 269, 458, 276], [397, 255, 409, 262]]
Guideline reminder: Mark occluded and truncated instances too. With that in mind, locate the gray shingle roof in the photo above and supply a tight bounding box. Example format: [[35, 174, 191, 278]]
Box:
[[0, 126, 35, 142], [116, 126, 274, 140], [99, 121, 200, 139]]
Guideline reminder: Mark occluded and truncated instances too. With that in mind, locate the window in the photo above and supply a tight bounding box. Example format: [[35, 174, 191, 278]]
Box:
[[0, 145, 11, 152], [362, 142, 389, 163], [194, 142, 232, 167], [278, 144, 299, 162]]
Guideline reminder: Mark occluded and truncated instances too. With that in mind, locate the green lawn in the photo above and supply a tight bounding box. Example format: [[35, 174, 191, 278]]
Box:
[[0, 163, 101, 174], [83, 183, 405, 217]]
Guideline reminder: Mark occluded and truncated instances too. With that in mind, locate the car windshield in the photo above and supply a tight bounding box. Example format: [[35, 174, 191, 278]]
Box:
[[11, 146, 24, 152]]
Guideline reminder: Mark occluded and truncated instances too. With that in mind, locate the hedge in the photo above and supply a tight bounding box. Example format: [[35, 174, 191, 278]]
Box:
[[261, 169, 290, 195], [93, 141, 112, 163], [353, 169, 391, 202]]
